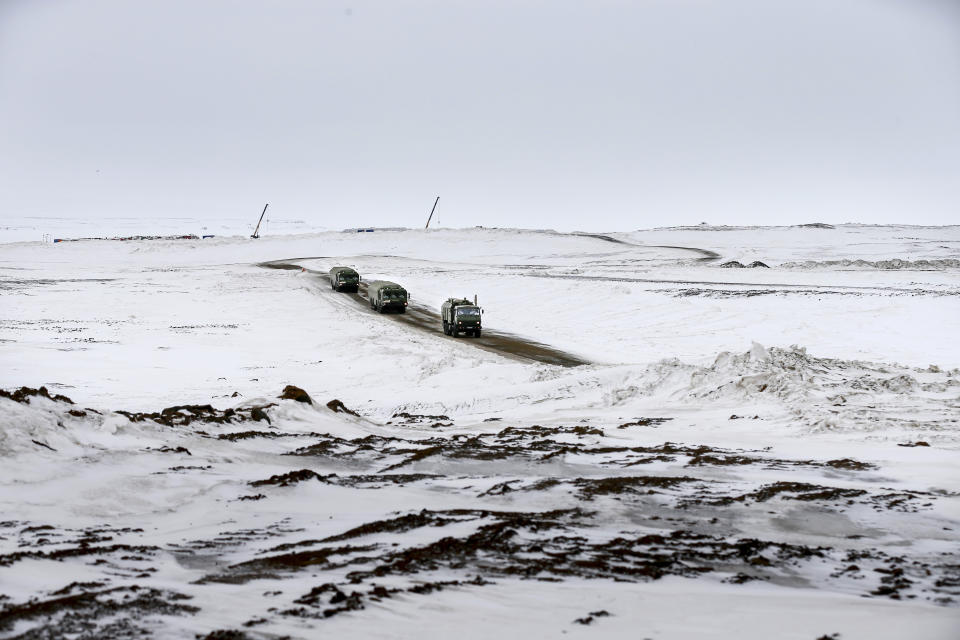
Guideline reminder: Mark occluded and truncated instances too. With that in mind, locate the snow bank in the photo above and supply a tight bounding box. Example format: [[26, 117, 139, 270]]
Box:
[[782, 258, 960, 270]]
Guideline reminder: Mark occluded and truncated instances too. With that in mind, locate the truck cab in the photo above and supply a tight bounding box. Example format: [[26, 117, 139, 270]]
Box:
[[441, 298, 482, 337]]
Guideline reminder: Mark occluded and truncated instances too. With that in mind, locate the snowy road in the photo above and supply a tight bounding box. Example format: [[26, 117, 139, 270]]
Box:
[[261, 257, 591, 367]]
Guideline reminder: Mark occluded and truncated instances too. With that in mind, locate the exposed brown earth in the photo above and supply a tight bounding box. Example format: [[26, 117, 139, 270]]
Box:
[[4, 389, 958, 635]]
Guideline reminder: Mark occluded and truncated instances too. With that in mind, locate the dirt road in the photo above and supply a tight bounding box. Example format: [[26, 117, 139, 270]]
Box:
[[574, 232, 722, 262], [259, 259, 590, 367]]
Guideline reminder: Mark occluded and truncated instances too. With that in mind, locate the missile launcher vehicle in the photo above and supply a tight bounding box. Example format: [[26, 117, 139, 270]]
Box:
[[329, 266, 360, 292], [367, 280, 408, 313]]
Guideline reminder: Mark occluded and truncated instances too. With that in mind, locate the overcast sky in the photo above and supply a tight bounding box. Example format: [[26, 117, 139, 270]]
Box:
[[1, 0, 958, 231]]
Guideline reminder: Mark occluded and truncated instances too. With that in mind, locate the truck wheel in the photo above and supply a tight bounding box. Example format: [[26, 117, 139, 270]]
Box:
[[475, 329, 481, 338]]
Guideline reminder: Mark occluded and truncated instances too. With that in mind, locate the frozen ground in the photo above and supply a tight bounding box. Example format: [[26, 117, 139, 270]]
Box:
[[1, 222, 958, 639], [0, 214, 331, 243]]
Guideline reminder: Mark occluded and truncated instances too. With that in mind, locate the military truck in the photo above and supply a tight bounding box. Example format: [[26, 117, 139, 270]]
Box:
[[441, 298, 482, 337], [329, 266, 360, 292], [367, 280, 408, 313]]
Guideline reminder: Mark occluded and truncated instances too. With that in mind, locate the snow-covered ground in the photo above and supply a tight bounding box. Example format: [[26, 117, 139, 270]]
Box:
[[0, 214, 332, 243], [1, 223, 958, 638]]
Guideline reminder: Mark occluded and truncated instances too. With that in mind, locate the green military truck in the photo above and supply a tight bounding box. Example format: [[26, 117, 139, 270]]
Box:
[[441, 298, 482, 337], [329, 266, 360, 292], [367, 280, 408, 313]]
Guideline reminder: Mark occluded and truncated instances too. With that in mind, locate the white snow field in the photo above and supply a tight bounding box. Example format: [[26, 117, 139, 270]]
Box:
[[1, 223, 958, 639]]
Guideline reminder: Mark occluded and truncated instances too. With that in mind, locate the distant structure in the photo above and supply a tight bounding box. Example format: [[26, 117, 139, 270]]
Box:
[[341, 227, 406, 233], [251, 203, 269, 239]]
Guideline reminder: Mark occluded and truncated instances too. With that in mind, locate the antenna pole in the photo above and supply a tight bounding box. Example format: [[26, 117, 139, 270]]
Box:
[[424, 196, 439, 229], [251, 203, 269, 239]]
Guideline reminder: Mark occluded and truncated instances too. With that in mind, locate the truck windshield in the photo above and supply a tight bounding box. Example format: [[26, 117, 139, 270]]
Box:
[[384, 290, 403, 299], [456, 308, 480, 316]]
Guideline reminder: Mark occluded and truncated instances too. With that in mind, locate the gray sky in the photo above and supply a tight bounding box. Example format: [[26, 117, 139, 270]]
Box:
[[1, 0, 958, 231]]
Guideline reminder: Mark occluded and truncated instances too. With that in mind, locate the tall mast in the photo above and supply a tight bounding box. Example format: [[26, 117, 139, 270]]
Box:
[[251, 203, 269, 238], [424, 196, 439, 229]]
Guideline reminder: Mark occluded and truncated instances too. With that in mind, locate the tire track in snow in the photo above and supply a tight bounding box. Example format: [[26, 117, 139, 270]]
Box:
[[521, 272, 958, 295], [259, 259, 590, 367], [573, 232, 722, 262]]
